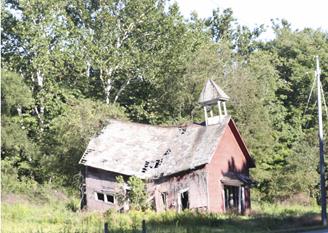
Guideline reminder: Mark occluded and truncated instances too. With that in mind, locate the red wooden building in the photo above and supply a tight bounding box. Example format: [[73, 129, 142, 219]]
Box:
[[79, 80, 255, 213]]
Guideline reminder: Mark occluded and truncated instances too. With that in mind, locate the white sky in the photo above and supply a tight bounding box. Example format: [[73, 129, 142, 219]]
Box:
[[174, 0, 328, 40]]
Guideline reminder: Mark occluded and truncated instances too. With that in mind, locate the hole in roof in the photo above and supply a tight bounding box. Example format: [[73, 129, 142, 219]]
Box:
[[142, 160, 150, 173], [141, 159, 163, 173], [163, 149, 171, 156], [154, 159, 162, 168], [178, 127, 187, 135]]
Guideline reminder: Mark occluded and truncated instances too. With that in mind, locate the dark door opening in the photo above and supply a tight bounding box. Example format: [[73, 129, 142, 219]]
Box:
[[181, 191, 189, 210], [161, 192, 168, 210], [224, 185, 240, 211]]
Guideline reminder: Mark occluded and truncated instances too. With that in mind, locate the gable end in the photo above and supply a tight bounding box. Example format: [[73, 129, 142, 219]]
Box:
[[228, 119, 255, 168]]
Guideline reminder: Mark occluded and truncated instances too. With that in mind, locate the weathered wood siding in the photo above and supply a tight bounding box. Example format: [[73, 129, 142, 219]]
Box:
[[85, 166, 209, 212], [151, 167, 208, 212], [85, 167, 122, 212], [206, 121, 251, 213]]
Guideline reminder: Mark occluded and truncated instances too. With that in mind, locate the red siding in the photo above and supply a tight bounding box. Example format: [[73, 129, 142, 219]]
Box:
[[206, 121, 250, 213]]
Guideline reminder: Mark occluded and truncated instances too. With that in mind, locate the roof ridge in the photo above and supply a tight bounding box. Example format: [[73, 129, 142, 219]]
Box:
[[109, 118, 203, 129]]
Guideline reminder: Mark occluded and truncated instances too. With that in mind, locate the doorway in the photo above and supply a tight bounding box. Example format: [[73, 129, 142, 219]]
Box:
[[224, 185, 242, 212], [180, 190, 189, 210]]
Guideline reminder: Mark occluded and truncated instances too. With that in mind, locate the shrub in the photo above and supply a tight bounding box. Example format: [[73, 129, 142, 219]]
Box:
[[65, 198, 80, 212], [116, 176, 150, 211]]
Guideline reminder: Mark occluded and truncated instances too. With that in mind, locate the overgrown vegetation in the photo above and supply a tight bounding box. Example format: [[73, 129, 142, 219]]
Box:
[[116, 176, 150, 211], [1, 0, 328, 228], [1, 181, 322, 233], [2, 203, 321, 233]]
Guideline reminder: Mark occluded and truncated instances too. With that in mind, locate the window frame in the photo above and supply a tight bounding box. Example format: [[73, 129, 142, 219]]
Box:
[[178, 188, 190, 211], [94, 191, 115, 204], [161, 192, 168, 210]]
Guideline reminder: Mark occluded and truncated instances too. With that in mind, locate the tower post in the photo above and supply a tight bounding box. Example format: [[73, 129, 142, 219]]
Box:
[[204, 106, 208, 126], [218, 101, 222, 117]]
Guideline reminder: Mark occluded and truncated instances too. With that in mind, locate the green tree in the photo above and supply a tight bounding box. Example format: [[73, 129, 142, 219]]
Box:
[[1, 70, 40, 178], [41, 98, 126, 186], [116, 176, 149, 211], [260, 21, 328, 200]]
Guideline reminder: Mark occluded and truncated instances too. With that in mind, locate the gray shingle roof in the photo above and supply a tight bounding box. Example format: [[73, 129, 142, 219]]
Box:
[[79, 116, 231, 179], [198, 80, 230, 105]]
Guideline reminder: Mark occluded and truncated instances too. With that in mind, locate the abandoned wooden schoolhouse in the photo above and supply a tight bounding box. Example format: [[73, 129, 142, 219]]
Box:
[[79, 80, 255, 214]]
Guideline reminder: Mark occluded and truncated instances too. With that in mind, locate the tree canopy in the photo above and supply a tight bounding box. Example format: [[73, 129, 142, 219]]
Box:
[[2, 0, 328, 202]]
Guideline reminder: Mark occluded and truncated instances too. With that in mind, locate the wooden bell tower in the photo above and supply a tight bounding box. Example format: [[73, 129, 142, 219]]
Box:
[[198, 80, 229, 126]]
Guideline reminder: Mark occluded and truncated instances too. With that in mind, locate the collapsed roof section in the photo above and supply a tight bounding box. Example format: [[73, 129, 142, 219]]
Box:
[[79, 117, 230, 179]]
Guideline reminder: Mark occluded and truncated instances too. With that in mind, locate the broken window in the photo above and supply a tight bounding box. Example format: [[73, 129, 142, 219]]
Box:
[[151, 198, 156, 210], [126, 189, 131, 200], [106, 194, 114, 203], [161, 192, 168, 209], [95, 192, 115, 204], [96, 192, 105, 201], [181, 191, 189, 210], [224, 185, 240, 211]]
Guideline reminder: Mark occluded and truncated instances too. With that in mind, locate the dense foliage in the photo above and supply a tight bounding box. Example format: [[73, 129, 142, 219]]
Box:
[[2, 0, 328, 203], [116, 175, 149, 211]]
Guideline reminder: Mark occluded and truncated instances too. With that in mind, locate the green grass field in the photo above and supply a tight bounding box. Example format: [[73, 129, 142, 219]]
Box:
[[1, 192, 324, 233]]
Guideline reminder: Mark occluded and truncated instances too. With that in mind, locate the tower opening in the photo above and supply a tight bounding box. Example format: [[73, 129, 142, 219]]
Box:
[[198, 80, 230, 126]]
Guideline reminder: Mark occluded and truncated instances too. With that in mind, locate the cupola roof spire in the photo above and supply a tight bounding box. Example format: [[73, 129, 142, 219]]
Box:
[[198, 79, 229, 105]]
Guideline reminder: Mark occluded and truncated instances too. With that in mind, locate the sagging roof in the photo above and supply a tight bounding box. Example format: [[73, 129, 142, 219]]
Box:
[[79, 116, 231, 179], [198, 79, 230, 105]]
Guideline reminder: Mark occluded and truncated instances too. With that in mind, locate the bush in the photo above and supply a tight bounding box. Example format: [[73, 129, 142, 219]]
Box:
[[116, 176, 150, 211], [65, 198, 80, 212]]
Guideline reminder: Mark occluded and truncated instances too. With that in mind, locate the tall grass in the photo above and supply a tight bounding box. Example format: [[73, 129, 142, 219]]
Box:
[[2, 200, 321, 233], [1, 173, 322, 233]]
